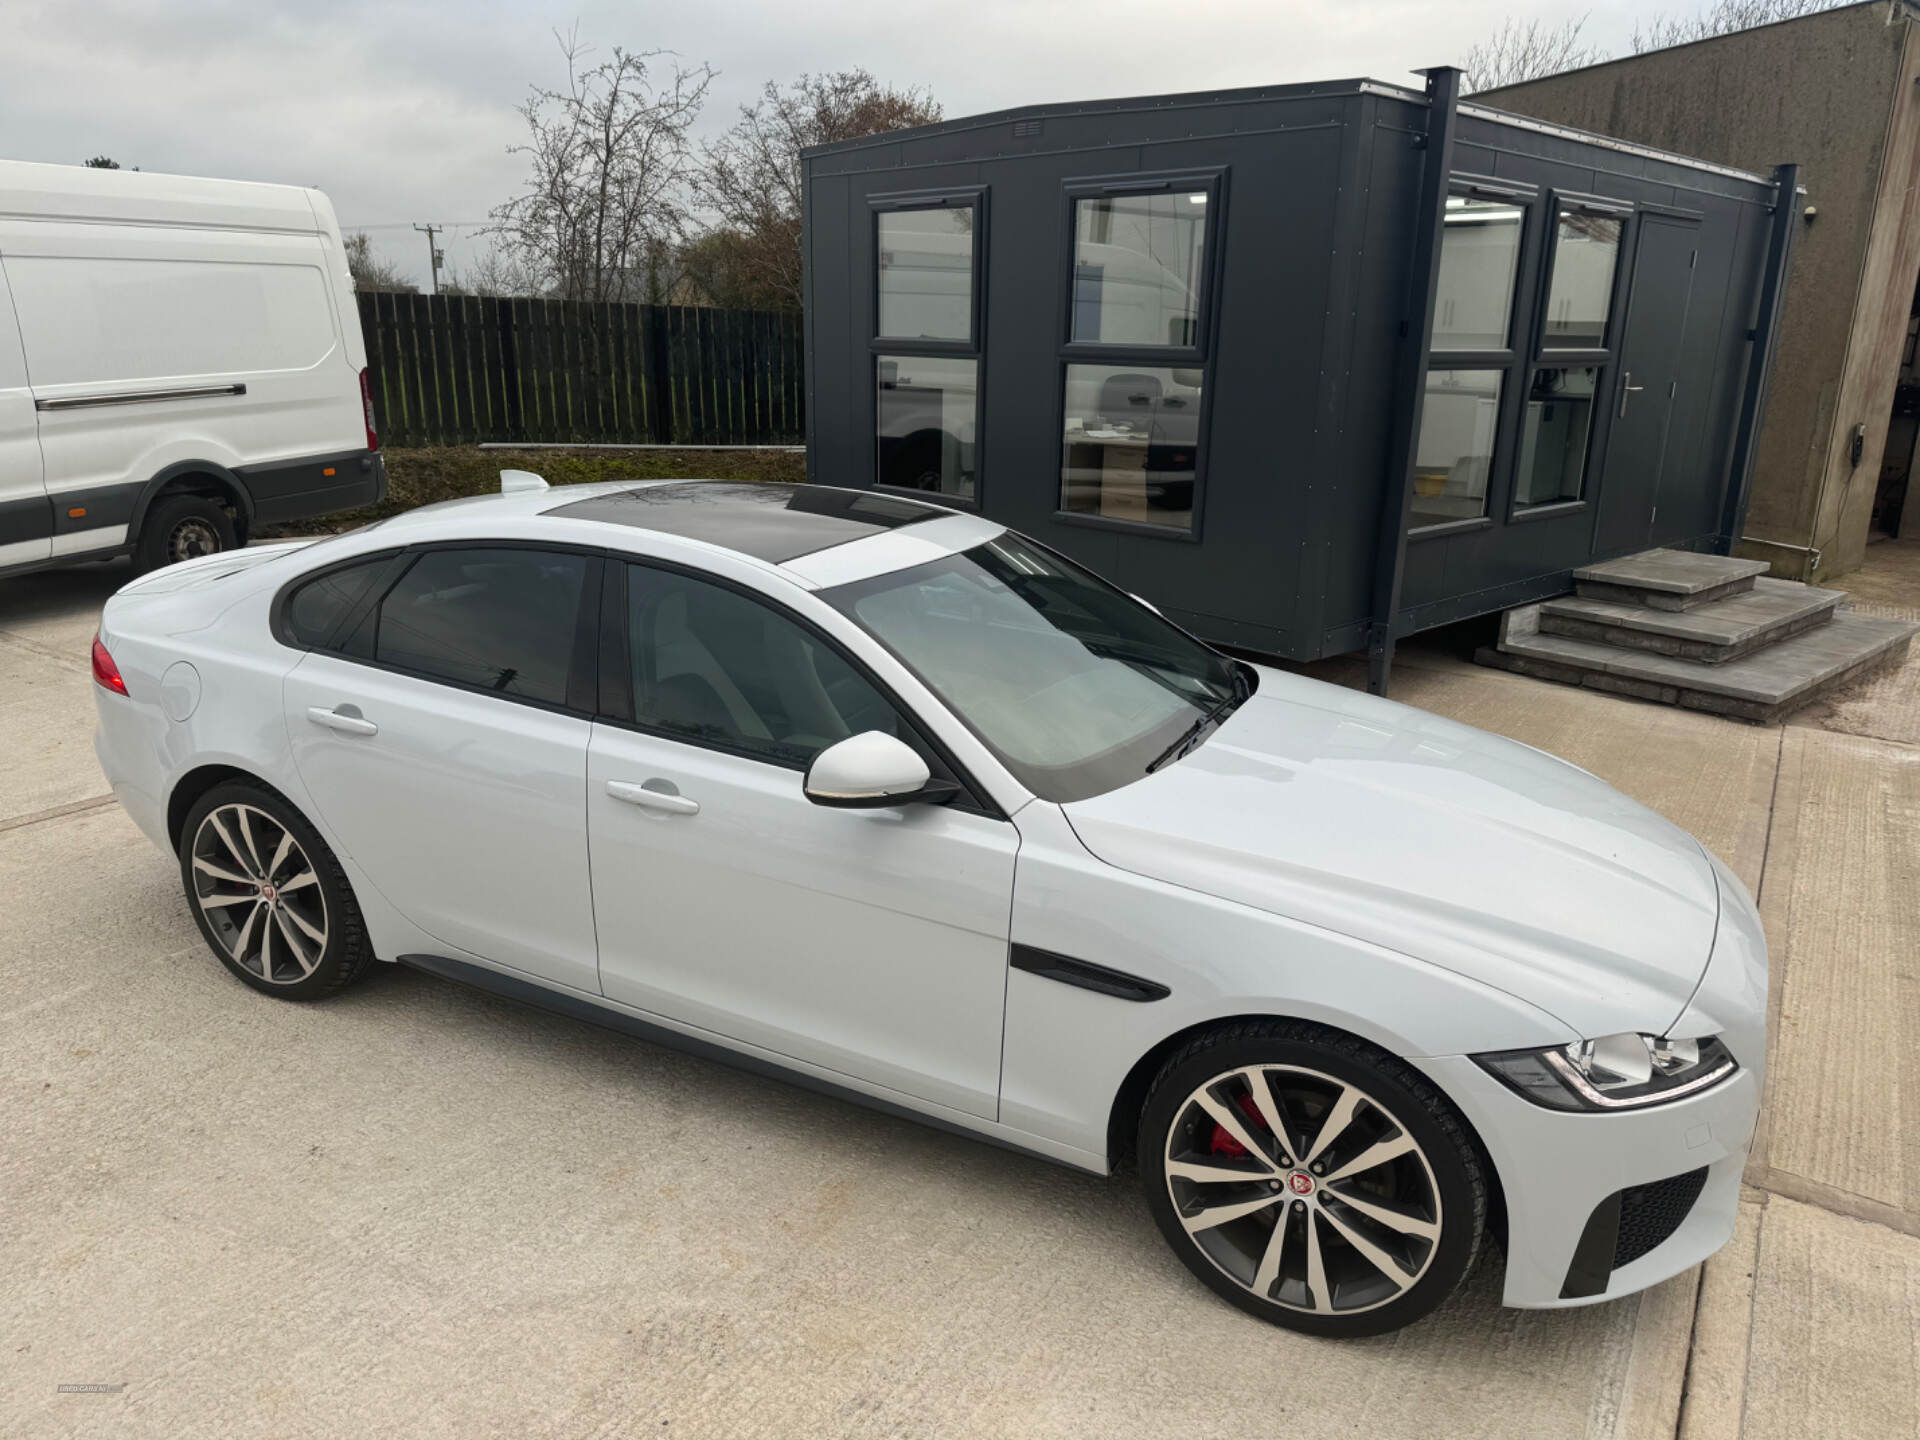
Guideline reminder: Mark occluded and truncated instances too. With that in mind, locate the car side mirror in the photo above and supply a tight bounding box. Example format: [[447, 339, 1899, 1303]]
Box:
[[804, 731, 955, 808]]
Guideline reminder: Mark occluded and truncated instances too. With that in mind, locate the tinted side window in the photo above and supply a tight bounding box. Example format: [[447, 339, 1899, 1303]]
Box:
[[373, 548, 587, 705], [627, 563, 900, 768], [285, 558, 387, 648]]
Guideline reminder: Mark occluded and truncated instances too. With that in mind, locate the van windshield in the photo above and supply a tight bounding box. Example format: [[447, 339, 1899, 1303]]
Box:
[[823, 534, 1250, 802]]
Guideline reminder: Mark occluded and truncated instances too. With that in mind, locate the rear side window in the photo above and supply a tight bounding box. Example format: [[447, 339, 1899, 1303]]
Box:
[[372, 548, 587, 705], [284, 559, 387, 648]]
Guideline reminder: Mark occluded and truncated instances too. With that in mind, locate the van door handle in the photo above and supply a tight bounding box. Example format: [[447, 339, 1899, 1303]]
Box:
[[606, 779, 700, 815], [306, 706, 378, 737]]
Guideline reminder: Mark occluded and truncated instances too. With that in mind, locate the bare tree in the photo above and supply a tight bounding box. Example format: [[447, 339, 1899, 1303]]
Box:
[[1464, 14, 1607, 93], [343, 232, 419, 294], [449, 243, 540, 299], [697, 71, 942, 310], [488, 30, 713, 304], [1633, 0, 1852, 51]]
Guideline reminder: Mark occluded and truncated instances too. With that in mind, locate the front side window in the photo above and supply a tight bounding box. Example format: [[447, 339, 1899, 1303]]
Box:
[[825, 533, 1246, 803], [626, 564, 902, 770], [1072, 191, 1209, 347], [877, 206, 974, 342], [1061, 364, 1202, 529], [1411, 368, 1504, 527], [876, 355, 977, 499], [1542, 209, 1622, 350], [371, 548, 587, 705]]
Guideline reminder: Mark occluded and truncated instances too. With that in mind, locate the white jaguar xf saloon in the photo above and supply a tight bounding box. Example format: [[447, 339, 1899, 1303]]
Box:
[[91, 477, 1766, 1337]]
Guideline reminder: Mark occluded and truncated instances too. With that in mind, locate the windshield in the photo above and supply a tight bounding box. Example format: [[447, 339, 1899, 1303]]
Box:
[[823, 534, 1250, 802]]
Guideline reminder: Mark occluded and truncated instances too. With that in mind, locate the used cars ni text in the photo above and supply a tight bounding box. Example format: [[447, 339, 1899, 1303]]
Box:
[[91, 478, 1765, 1337]]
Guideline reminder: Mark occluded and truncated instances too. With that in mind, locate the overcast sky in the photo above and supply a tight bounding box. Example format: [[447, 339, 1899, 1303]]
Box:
[[7, 0, 1691, 287]]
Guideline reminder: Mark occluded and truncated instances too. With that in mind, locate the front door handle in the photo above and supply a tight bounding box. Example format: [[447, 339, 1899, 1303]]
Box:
[[307, 705, 378, 737], [1619, 371, 1646, 418], [606, 779, 700, 816]]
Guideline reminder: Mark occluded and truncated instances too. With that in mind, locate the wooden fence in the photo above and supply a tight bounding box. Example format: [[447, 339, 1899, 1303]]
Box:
[[357, 293, 805, 448]]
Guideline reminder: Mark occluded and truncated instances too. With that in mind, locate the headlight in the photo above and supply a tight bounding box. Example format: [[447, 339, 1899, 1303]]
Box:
[[1474, 1033, 1737, 1111]]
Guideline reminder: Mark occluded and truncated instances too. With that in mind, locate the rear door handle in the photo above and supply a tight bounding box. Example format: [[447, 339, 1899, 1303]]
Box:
[[306, 706, 378, 737], [606, 779, 700, 815]]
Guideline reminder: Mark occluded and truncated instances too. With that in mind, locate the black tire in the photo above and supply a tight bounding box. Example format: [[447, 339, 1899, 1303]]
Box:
[[178, 780, 374, 1001], [1138, 1019, 1486, 1338], [134, 492, 237, 573]]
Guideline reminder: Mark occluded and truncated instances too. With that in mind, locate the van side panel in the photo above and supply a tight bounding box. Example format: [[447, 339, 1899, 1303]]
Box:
[[1, 218, 366, 552], [0, 262, 51, 568]]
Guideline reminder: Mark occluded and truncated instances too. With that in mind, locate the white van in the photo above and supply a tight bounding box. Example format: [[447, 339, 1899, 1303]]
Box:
[[0, 160, 385, 577]]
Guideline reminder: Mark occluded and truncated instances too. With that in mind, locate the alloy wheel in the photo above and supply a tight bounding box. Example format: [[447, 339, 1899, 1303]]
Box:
[[1162, 1063, 1443, 1316], [189, 803, 329, 985], [166, 517, 223, 563]]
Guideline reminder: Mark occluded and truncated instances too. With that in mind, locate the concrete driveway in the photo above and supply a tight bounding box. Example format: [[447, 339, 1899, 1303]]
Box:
[[3, 545, 1917, 1439]]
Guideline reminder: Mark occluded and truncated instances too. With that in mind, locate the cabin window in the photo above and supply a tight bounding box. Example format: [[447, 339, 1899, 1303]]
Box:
[[870, 192, 985, 502], [1070, 191, 1209, 348], [877, 206, 975, 344], [1058, 172, 1222, 535]]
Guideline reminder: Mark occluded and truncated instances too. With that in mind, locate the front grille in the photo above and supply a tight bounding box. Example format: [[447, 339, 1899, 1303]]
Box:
[[1613, 1167, 1708, 1269]]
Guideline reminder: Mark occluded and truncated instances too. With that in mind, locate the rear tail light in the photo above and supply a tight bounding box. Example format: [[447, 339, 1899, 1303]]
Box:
[[91, 632, 128, 696], [359, 367, 379, 453]]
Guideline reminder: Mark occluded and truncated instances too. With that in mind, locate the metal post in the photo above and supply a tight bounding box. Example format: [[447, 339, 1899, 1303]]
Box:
[[1367, 66, 1461, 697], [1719, 162, 1800, 554]]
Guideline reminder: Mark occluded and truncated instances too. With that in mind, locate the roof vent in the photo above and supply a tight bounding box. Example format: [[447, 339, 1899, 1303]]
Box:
[[1012, 118, 1043, 139], [500, 469, 549, 494]]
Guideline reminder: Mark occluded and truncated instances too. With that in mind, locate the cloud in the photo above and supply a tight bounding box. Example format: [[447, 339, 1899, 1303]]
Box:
[[2, 0, 1663, 286]]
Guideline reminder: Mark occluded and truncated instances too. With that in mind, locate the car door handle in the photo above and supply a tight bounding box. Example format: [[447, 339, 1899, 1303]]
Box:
[[606, 779, 700, 815], [306, 706, 378, 737]]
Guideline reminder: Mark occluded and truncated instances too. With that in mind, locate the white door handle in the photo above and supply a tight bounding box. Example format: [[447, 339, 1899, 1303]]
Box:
[[307, 706, 378, 736], [606, 779, 700, 815]]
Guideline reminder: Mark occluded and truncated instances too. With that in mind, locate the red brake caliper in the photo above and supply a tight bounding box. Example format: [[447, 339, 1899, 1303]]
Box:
[[1208, 1091, 1268, 1157]]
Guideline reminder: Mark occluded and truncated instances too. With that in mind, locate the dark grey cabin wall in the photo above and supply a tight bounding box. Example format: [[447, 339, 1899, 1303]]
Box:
[[803, 83, 1779, 661]]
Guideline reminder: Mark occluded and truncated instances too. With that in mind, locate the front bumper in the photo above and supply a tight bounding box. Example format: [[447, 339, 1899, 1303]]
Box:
[[1421, 869, 1768, 1308], [1420, 1053, 1757, 1306]]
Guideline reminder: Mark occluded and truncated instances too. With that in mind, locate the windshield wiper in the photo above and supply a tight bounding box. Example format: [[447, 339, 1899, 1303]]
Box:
[[1145, 664, 1250, 775]]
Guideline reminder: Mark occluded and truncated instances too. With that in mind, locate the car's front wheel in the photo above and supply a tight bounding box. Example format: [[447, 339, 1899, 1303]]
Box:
[[1139, 1020, 1487, 1337], [178, 781, 373, 1000]]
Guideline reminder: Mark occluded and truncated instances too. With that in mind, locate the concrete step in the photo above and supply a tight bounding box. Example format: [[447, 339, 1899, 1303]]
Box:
[[1538, 577, 1847, 663], [1477, 609, 1918, 722], [1573, 549, 1772, 612]]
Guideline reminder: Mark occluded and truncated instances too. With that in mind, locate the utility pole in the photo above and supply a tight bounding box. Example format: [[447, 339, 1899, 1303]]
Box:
[[412, 223, 445, 295]]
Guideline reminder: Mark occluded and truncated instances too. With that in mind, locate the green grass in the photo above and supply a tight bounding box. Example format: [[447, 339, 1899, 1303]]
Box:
[[260, 445, 808, 535]]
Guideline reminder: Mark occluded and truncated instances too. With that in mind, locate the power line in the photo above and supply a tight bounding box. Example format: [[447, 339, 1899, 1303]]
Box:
[[343, 220, 491, 231]]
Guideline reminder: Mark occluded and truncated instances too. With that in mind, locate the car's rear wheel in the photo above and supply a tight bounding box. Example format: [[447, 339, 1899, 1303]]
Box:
[[178, 781, 373, 1000], [1139, 1020, 1486, 1337]]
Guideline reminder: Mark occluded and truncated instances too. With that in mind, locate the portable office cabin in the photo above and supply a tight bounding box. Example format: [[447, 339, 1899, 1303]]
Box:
[[800, 72, 1795, 680]]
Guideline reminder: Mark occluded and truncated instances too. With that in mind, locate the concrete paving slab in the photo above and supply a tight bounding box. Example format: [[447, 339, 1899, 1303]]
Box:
[[0, 802, 1696, 1440], [0, 558, 128, 655], [1793, 537, 1920, 747], [1739, 1196, 1920, 1440], [1483, 610, 1918, 721], [1539, 580, 1844, 663], [1757, 728, 1920, 1219], [0, 632, 111, 826], [1575, 551, 1768, 612], [1676, 1190, 1764, 1440]]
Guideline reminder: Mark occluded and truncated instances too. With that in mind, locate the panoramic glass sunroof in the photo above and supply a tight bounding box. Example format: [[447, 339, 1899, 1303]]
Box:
[[544, 482, 950, 563]]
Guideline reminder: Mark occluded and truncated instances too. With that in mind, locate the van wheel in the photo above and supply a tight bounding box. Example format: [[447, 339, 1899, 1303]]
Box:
[[135, 493, 236, 573]]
